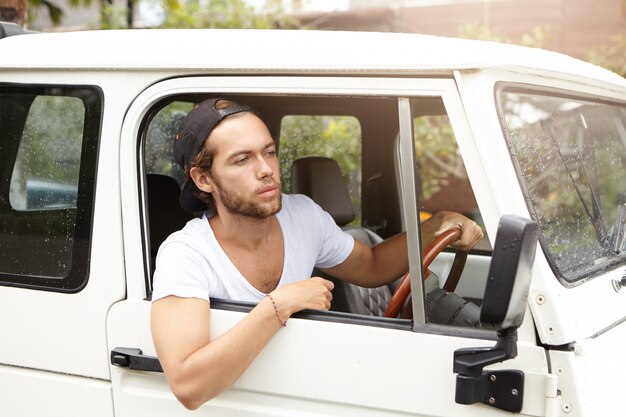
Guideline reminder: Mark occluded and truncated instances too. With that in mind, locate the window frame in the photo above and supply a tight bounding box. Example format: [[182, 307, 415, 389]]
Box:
[[0, 83, 103, 292], [129, 76, 494, 338]]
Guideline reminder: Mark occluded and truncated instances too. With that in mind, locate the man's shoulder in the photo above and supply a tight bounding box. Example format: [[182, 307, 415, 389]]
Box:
[[280, 193, 320, 214], [160, 214, 211, 250]]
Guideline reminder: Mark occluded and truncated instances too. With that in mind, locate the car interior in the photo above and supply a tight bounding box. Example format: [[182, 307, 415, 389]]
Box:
[[141, 93, 492, 328]]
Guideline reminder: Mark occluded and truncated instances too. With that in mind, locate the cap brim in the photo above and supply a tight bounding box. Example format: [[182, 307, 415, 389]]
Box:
[[179, 180, 209, 213]]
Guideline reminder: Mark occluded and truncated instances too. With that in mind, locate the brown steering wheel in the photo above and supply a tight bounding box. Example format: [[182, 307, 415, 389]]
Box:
[[384, 227, 468, 318]]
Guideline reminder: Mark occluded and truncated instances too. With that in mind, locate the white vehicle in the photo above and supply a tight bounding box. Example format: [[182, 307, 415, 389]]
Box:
[[1, 23, 626, 417]]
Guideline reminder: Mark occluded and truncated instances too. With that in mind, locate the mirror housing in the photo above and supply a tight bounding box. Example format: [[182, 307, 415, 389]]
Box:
[[480, 214, 539, 330], [453, 214, 538, 413]]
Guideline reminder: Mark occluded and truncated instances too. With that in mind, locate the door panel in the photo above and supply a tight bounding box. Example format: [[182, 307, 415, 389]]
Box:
[[112, 76, 549, 417], [108, 300, 548, 416], [0, 364, 113, 417], [0, 83, 124, 416]]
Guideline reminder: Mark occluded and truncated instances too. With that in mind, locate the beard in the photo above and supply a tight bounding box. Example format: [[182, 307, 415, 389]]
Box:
[[213, 176, 282, 219]]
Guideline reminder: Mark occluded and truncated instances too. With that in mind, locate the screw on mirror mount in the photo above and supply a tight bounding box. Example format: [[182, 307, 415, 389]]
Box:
[[453, 327, 524, 413]]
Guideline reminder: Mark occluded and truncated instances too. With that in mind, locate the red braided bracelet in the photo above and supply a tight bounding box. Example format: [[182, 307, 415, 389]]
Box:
[[265, 294, 287, 327]]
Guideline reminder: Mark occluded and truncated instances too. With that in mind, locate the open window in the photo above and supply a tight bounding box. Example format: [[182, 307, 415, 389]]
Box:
[[140, 92, 491, 331]]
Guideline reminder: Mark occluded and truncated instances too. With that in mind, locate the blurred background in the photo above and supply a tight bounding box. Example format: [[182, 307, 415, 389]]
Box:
[[0, 0, 626, 76], [1, 0, 624, 75]]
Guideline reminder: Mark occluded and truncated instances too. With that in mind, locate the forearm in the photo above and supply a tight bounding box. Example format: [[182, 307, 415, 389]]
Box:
[[326, 212, 481, 288], [158, 297, 282, 409], [154, 278, 333, 410]]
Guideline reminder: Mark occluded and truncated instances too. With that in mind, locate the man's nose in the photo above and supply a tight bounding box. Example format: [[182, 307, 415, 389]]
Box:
[[256, 155, 274, 178]]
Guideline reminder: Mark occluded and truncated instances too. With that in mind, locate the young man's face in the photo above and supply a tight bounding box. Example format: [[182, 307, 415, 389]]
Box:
[[202, 113, 282, 219]]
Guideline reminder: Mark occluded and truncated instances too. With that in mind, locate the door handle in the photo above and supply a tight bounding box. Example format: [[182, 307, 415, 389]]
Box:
[[110, 347, 163, 372]]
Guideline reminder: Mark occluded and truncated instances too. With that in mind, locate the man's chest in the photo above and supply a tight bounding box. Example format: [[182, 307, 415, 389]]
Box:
[[236, 250, 284, 294], [221, 234, 285, 294]]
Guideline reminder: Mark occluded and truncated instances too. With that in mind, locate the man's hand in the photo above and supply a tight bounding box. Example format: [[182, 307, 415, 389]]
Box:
[[270, 277, 334, 323], [427, 211, 484, 251]]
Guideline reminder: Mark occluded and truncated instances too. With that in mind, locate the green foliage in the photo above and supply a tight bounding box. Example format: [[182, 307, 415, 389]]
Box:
[[588, 35, 626, 77], [20, 96, 84, 185], [159, 0, 298, 29], [28, 0, 64, 26], [145, 101, 193, 186], [414, 115, 466, 201], [278, 115, 361, 222], [98, 3, 129, 29], [457, 22, 550, 49]]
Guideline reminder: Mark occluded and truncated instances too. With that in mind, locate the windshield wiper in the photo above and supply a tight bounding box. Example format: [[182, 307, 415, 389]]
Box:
[[612, 203, 626, 253], [541, 119, 609, 247]]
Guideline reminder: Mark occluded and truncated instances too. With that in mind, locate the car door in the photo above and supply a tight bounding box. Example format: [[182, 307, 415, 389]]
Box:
[[108, 75, 551, 417], [0, 83, 118, 416]]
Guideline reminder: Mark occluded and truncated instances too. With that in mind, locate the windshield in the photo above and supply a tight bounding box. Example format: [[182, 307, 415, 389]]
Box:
[[499, 88, 626, 284]]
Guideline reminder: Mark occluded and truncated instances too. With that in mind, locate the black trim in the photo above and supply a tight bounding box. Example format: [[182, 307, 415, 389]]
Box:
[[543, 342, 576, 352], [0, 83, 103, 293], [494, 81, 626, 288], [211, 298, 499, 339], [210, 297, 414, 331]]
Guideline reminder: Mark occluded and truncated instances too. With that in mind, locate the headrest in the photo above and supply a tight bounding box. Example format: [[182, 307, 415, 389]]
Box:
[[291, 156, 355, 226]]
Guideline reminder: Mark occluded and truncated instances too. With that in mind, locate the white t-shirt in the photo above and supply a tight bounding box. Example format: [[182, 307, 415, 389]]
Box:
[[152, 194, 355, 303]]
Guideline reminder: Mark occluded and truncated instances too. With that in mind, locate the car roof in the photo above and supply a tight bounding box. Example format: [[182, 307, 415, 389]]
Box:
[[2, 29, 625, 89]]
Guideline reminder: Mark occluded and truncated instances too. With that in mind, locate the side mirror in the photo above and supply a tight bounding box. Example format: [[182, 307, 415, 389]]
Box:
[[481, 214, 539, 330], [453, 214, 538, 413]]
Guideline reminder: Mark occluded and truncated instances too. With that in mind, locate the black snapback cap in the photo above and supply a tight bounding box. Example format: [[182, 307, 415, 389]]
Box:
[[174, 98, 257, 212]]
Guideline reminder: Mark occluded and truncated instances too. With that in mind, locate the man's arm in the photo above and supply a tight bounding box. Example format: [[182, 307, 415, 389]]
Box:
[[151, 277, 333, 410], [322, 211, 483, 288]]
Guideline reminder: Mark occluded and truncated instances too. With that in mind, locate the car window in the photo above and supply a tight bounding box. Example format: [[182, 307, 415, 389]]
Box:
[[10, 96, 82, 210], [144, 101, 192, 187], [0, 85, 101, 291], [498, 88, 626, 284], [141, 93, 484, 330], [279, 115, 362, 226], [412, 101, 490, 252], [408, 98, 490, 327]]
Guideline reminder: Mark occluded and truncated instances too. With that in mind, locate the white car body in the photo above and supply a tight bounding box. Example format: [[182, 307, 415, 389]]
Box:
[[1, 28, 626, 417]]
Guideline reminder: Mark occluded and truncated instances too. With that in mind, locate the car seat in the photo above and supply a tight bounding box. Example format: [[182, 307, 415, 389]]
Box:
[[146, 174, 194, 274], [290, 156, 395, 316]]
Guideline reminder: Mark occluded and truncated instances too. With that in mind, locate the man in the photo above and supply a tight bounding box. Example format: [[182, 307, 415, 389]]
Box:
[[151, 98, 483, 410]]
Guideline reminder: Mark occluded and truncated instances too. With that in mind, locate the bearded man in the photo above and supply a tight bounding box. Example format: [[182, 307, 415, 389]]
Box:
[[151, 98, 483, 410]]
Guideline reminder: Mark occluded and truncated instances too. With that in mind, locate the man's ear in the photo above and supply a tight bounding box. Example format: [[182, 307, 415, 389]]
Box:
[[189, 166, 214, 193]]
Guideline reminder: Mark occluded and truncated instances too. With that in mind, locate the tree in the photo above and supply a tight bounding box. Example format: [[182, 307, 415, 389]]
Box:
[[457, 22, 550, 48], [156, 0, 299, 29], [588, 35, 626, 78], [28, 0, 64, 25]]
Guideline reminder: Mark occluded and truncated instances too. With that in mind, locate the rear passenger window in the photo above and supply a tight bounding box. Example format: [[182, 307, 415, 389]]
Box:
[[0, 85, 101, 291], [10, 96, 83, 210], [144, 101, 192, 186], [279, 115, 362, 226]]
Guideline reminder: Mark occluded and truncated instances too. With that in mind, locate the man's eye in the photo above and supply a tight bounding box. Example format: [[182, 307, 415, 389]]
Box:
[[235, 157, 249, 165], [265, 150, 277, 157]]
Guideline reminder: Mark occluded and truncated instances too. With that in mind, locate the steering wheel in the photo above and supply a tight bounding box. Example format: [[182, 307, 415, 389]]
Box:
[[384, 227, 468, 318]]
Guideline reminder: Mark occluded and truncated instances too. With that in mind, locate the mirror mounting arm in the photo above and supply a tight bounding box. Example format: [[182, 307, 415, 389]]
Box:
[[453, 328, 523, 413], [452, 214, 538, 414]]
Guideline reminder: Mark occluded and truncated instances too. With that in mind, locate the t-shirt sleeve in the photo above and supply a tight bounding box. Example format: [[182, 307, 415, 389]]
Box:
[[309, 199, 355, 269], [151, 240, 212, 303]]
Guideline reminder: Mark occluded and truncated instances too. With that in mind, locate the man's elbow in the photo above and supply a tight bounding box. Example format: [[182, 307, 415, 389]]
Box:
[[171, 384, 210, 410], [176, 394, 205, 411], [168, 372, 221, 410]]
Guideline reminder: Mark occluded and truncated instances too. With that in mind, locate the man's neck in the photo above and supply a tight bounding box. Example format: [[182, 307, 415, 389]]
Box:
[[209, 210, 275, 251]]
